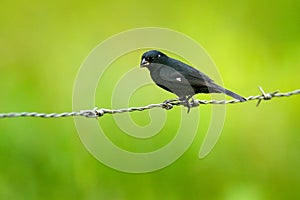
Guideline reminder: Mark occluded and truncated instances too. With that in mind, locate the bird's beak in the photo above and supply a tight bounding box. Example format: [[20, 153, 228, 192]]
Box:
[[140, 58, 150, 67]]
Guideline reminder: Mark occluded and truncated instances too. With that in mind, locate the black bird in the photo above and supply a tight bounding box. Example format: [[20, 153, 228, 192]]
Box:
[[140, 50, 245, 110]]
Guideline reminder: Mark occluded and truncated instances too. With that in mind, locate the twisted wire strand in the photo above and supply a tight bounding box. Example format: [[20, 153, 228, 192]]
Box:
[[0, 87, 299, 119]]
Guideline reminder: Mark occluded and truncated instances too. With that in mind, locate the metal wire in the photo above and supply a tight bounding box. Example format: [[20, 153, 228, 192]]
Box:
[[0, 87, 299, 119]]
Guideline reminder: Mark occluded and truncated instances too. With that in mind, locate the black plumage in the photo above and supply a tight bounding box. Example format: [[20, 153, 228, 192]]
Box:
[[140, 50, 246, 104]]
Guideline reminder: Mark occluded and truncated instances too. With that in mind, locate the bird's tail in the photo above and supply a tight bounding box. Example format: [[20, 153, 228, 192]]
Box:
[[211, 83, 246, 101], [224, 88, 246, 101]]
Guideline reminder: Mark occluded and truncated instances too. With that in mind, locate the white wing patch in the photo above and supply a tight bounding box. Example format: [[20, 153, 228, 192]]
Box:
[[176, 77, 182, 82]]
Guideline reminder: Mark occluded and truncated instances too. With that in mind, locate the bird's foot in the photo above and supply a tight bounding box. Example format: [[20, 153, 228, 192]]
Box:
[[178, 96, 187, 101], [163, 98, 180, 104], [163, 96, 199, 113], [183, 96, 198, 113], [186, 103, 191, 113], [162, 98, 180, 110]]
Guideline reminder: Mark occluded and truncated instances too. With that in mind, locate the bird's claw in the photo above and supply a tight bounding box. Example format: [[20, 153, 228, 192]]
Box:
[[163, 98, 179, 104], [187, 104, 191, 113], [180, 96, 198, 113], [163, 96, 199, 113]]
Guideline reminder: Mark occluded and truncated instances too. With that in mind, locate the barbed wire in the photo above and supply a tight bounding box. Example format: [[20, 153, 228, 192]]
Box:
[[0, 87, 299, 119]]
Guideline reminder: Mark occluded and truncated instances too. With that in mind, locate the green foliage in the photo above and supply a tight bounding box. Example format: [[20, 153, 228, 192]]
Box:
[[0, 0, 299, 199]]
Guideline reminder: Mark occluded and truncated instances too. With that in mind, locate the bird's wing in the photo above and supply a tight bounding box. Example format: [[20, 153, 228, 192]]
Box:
[[159, 61, 214, 86], [159, 67, 192, 85]]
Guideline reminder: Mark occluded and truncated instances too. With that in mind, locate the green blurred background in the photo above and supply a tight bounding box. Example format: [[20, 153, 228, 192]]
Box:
[[0, 0, 300, 199]]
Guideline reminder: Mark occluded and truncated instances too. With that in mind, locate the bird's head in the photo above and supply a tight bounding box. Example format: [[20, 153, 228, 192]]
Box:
[[140, 50, 168, 67]]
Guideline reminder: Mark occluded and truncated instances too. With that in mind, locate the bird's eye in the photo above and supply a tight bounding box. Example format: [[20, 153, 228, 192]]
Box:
[[157, 54, 161, 58]]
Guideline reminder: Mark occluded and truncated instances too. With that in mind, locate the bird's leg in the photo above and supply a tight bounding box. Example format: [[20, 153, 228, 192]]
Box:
[[176, 96, 192, 113], [167, 96, 195, 113], [177, 96, 188, 106], [185, 95, 194, 113], [163, 97, 180, 104], [178, 96, 187, 101], [190, 97, 196, 107]]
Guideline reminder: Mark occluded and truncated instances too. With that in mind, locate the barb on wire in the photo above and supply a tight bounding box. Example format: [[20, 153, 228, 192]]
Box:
[[0, 87, 299, 119]]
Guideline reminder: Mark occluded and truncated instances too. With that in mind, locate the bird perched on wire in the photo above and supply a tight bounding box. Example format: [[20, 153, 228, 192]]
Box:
[[140, 50, 246, 112]]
